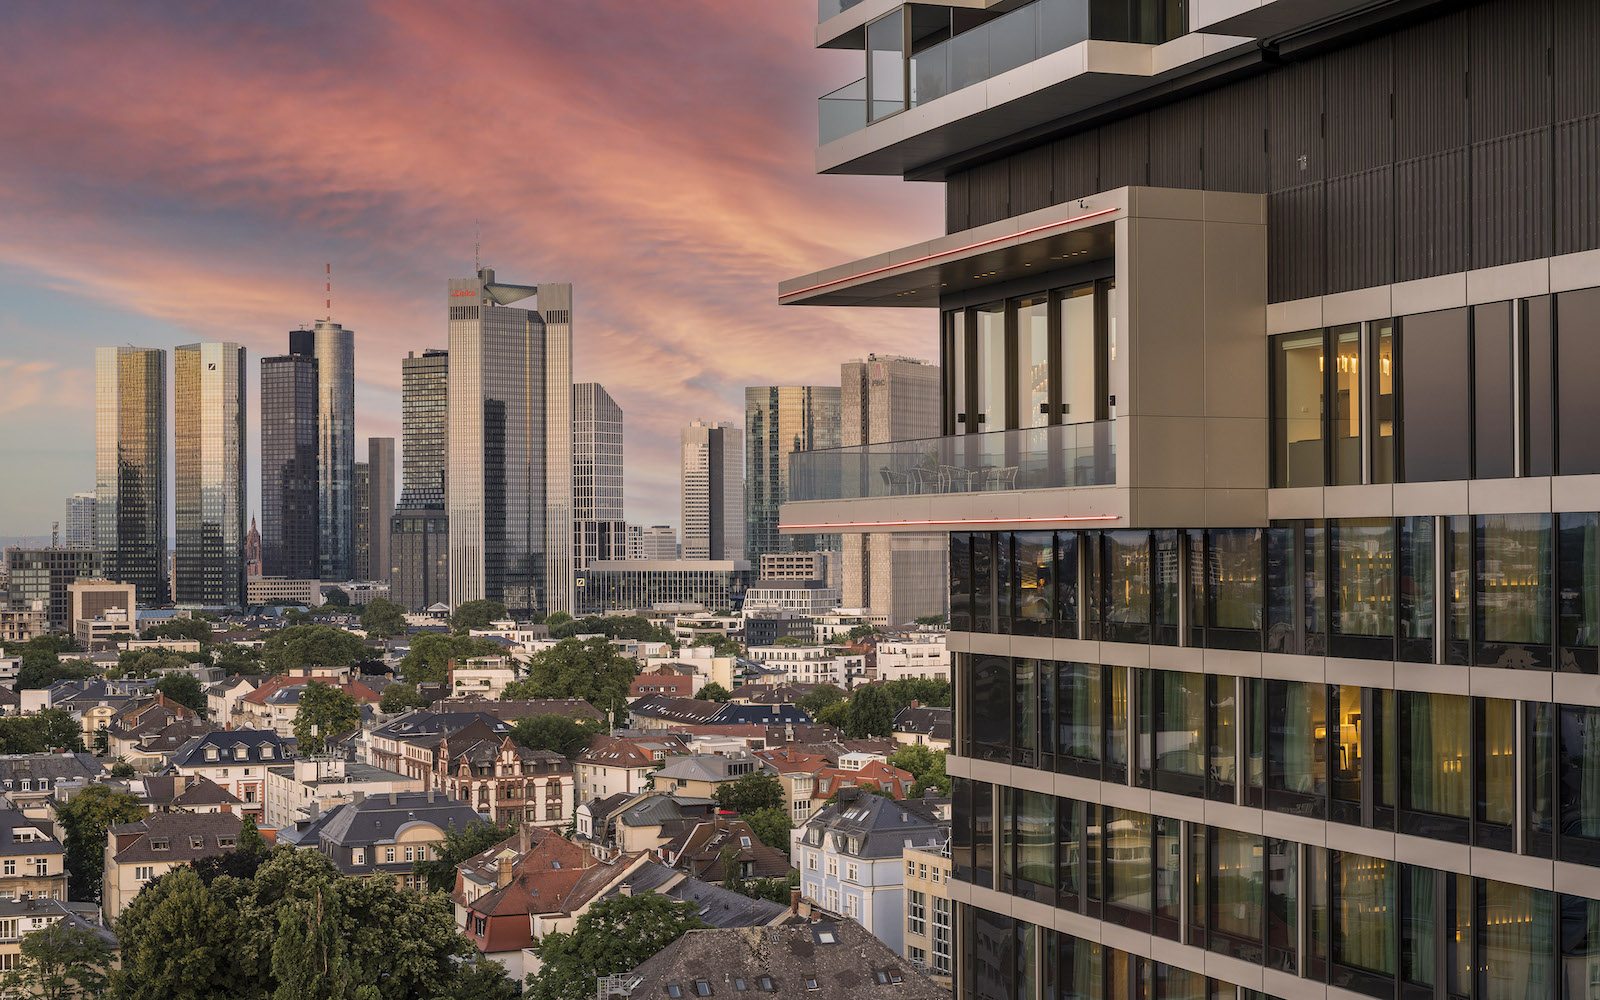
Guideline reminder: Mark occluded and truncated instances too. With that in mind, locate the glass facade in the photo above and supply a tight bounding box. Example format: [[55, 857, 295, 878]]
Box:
[[94, 346, 167, 606], [260, 351, 319, 580], [312, 321, 356, 583], [174, 342, 246, 607], [744, 385, 842, 566]]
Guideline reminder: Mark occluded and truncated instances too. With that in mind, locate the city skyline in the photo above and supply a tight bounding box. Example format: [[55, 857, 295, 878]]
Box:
[[0, 2, 937, 538]]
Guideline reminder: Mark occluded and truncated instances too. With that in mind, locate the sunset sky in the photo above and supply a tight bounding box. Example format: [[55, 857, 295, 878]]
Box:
[[0, 1, 939, 540]]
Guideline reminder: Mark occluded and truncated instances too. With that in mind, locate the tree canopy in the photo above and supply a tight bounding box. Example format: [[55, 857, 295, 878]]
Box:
[[844, 683, 896, 738], [881, 676, 952, 710], [697, 681, 732, 703], [323, 587, 351, 607], [112, 650, 191, 679], [890, 744, 950, 796], [154, 673, 207, 715], [510, 714, 604, 757], [0, 918, 114, 1000], [450, 599, 508, 633], [57, 784, 145, 901], [293, 681, 361, 754], [140, 617, 213, 644], [260, 625, 369, 674], [844, 623, 881, 641], [743, 806, 793, 852], [548, 613, 676, 645], [359, 597, 408, 639], [797, 684, 844, 719], [398, 632, 505, 685], [500, 638, 636, 725], [378, 682, 431, 713], [15, 651, 95, 691], [524, 895, 707, 1000], [713, 772, 785, 815], [0, 709, 84, 755]]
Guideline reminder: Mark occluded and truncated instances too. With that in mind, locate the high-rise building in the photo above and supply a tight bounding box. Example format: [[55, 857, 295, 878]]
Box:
[[365, 437, 395, 583], [391, 350, 449, 611], [744, 386, 839, 566], [627, 524, 678, 561], [6, 549, 101, 629], [353, 461, 370, 580], [782, 0, 1600, 993], [839, 355, 945, 625], [446, 269, 573, 615], [245, 517, 261, 577], [174, 342, 246, 607], [310, 321, 355, 582], [94, 346, 167, 606], [259, 348, 319, 579], [680, 420, 743, 561], [63, 492, 96, 550], [573, 382, 626, 572]]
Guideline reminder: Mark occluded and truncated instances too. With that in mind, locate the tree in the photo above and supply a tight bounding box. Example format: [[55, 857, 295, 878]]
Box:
[[798, 684, 844, 719], [0, 918, 114, 1000], [0, 709, 85, 754], [114, 649, 190, 679], [141, 617, 213, 644], [15, 653, 94, 691], [359, 597, 407, 639], [890, 744, 950, 796], [915, 613, 947, 626], [414, 819, 516, 894], [378, 682, 430, 713], [698, 681, 732, 703], [110, 759, 136, 778], [154, 673, 207, 715], [261, 624, 369, 674], [744, 806, 792, 851], [323, 587, 351, 607], [293, 681, 360, 755], [772, 636, 807, 647], [844, 683, 896, 738], [543, 611, 574, 630], [501, 638, 636, 725], [525, 895, 707, 1000], [213, 642, 266, 675], [714, 772, 784, 815], [57, 784, 145, 901], [510, 714, 604, 757], [882, 676, 952, 710], [398, 632, 504, 685], [238, 814, 267, 857], [845, 623, 881, 641], [821, 783, 894, 805], [815, 701, 848, 730], [450, 599, 508, 633]]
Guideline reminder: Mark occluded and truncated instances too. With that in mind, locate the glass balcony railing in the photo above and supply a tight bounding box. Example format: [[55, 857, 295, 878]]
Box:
[[788, 421, 1116, 503], [820, 78, 868, 146], [819, 0, 869, 20]]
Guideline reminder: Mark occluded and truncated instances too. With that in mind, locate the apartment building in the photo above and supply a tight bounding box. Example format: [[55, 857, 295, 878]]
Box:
[[901, 844, 955, 988], [781, 1, 1600, 997]]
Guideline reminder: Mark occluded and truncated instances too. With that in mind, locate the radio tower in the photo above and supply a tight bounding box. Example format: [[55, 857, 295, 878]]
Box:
[[325, 263, 332, 320]]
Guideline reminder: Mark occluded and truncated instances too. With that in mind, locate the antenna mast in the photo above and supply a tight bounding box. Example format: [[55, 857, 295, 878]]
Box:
[[474, 219, 481, 274], [325, 263, 332, 320]]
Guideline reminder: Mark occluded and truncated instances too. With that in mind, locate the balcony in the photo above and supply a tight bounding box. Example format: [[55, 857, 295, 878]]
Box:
[[818, 0, 870, 19], [789, 422, 1115, 503]]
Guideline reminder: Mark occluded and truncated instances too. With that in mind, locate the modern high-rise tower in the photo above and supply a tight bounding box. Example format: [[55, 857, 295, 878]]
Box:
[[63, 492, 97, 550], [446, 270, 573, 615], [743, 385, 839, 566], [353, 461, 371, 581], [364, 437, 395, 583], [839, 355, 945, 625], [310, 320, 355, 582], [259, 347, 319, 579], [174, 341, 246, 607], [391, 349, 449, 610], [573, 382, 626, 572], [94, 346, 167, 606], [681, 419, 742, 561]]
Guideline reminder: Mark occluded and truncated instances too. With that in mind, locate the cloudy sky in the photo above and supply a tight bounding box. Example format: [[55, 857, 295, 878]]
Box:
[[0, 1, 938, 541]]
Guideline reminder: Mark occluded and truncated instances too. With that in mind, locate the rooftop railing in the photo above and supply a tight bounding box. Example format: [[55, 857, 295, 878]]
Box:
[[788, 421, 1115, 503], [818, 0, 869, 19]]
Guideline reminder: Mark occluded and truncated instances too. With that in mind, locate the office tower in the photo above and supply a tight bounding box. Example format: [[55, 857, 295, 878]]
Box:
[[782, 0, 1600, 993], [353, 461, 370, 580], [743, 385, 839, 565], [94, 346, 167, 606], [311, 320, 355, 582], [573, 382, 626, 572], [259, 349, 319, 579], [391, 350, 449, 611], [365, 437, 395, 583], [446, 270, 573, 615], [245, 518, 261, 577], [839, 355, 946, 625], [174, 342, 246, 607], [63, 492, 96, 549], [6, 549, 101, 629], [627, 524, 679, 561], [680, 419, 743, 561]]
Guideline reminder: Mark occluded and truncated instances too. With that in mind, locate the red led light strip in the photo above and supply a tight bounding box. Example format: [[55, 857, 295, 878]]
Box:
[[781, 514, 1121, 530], [779, 207, 1119, 300]]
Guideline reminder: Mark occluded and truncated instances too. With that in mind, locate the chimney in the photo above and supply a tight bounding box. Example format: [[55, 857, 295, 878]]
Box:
[[519, 825, 530, 855], [389, 790, 397, 806], [496, 856, 513, 889], [789, 888, 801, 914], [427, 788, 435, 803], [619, 882, 633, 897]]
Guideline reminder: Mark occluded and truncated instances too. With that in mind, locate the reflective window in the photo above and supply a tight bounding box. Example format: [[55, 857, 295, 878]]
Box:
[[973, 780, 994, 890], [972, 655, 1011, 762], [1056, 662, 1102, 768], [1059, 286, 1097, 422], [1525, 297, 1554, 477], [1151, 671, 1204, 794], [1154, 817, 1181, 939], [1397, 516, 1435, 662], [1207, 528, 1264, 646], [1473, 301, 1515, 479], [865, 11, 904, 122], [974, 303, 1006, 431], [1398, 308, 1471, 483], [1330, 518, 1394, 656], [1012, 531, 1053, 635], [1370, 321, 1396, 483], [1561, 895, 1600, 1000], [1400, 691, 1471, 840], [1055, 530, 1080, 635], [1103, 808, 1151, 923], [1267, 839, 1297, 972], [1477, 698, 1515, 851], [1054, 932, 1101, 1000], [1013, 658, 1038, 768], [1331, 324, 1362, 485], [1476, 513, 1552, 669], [1102, 531, 1151, 641], [1560, 704, 1600, 867], [1558, 287, 1600, 475], [1271, 331, 1326, 488], [1333, 853, 1394, 994], [1208, 676, 1237, 802], [1559, 512, 1599, 674], [949, 533, 971, 631], [1017, 296, 1049, 429], [1267, 680, 1326, 814], [1479, 881, 1554, 1000], [1209, 828, 1264, 963], [1057, 798, 1081, 904], [1331, 685, 1363, 818]]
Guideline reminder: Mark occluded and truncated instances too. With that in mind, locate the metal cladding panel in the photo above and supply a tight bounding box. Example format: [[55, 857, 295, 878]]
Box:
[[1268, 182, 1324, 303], [1268, 60, 1325, 190], [1469, 0, 1551, 142], [1554, 0, 1600, 122], [1201, 76, 1267, 194], [1393, 9, 1468, 161], [1008, 144, 1055, 217], [1395, 149, 1469, 282], [946, 173, 970, 232], [1472, 130, 1552, 269], [1052, 130, 1100, 204], [1098, 114, 1150, 191], [1325, 166, 1394, 294], [968, 159, 1011, 228], [1555, 114, 1600, 255], [1148, 101, 1203, 190], [1323, 36, 1393, 177]]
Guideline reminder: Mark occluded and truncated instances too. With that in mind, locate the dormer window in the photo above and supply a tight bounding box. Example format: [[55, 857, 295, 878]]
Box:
[[234, 747, 248, 761], [261, 746, 274, 759], [205, 747, 219, 761], [150, 838, 169, 851], [190, 837, 203, 849]]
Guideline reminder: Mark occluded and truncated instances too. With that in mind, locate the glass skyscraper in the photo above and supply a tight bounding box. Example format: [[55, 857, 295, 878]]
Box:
[[94, 345, 167, 606], [392, 349, 449, 610], [312, 320, 355, 582], [63, 491, 96, 550], [743, 385, 840, 566], [259, 349, 319, 579], [446, 270, 573, 616], [681, 418, 742, 561], [174, 341, 246, 607], [573, 382, 626, 572]]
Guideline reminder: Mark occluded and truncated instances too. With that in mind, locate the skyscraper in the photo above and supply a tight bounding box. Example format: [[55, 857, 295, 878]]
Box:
[[365, 437, 395, 583], [573, 382, 626, 572], [447, 270, 573, 615], [311, 321, 355, 582], [680, 419, 742, 561], [627, 524, 678, 560], [63, 492, 96, 549], [743, 385, 839, 565], [391, 349, 449, 610], [839, 355, 945, 625], [259, 348, 319, 579], [174, 341, 246, 607], [353, 461, 370, 580], [94, 346, 167, 606]]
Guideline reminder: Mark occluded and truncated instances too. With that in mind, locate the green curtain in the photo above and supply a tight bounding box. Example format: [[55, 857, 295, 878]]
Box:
[[1060, 662, 1100, 759], [1480, 881, 1552, 1000], [1335, 853, 1394, 975], [1408, 692, 1469, 818], [1401, 867, 1435, 987], [1561, 896, 1600, 1000]]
